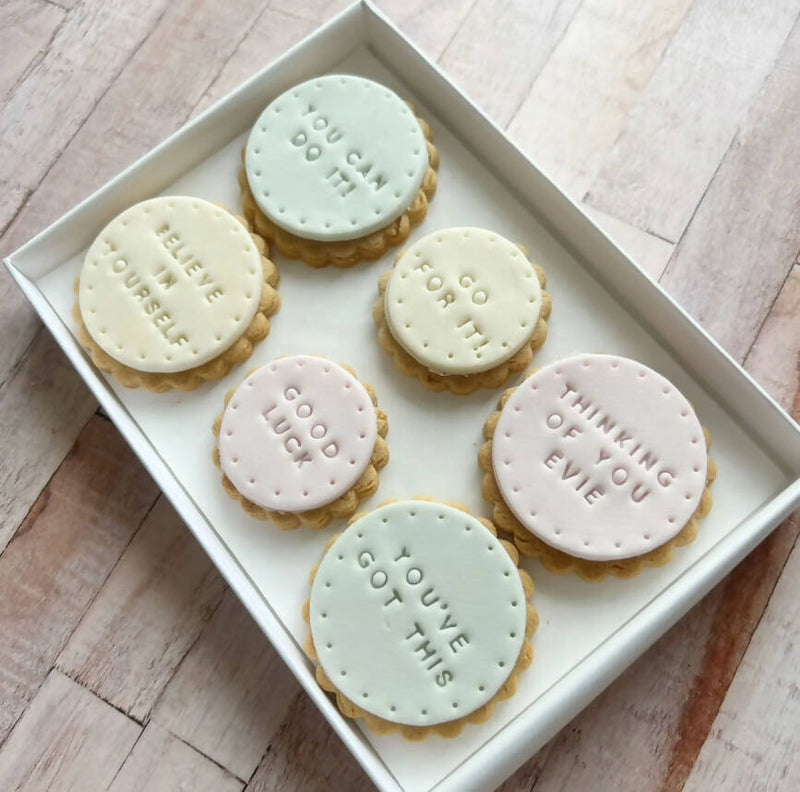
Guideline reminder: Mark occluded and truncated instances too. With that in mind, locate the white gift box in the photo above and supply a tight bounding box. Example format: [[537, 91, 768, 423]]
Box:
[[6, 3, 800, 790]]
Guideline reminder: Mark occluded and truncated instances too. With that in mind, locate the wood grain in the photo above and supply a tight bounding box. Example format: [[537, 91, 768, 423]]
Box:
[[193, 7, 317, 115], [495, 744, 554, 792], [0, 415, 158, 743], [2, 1, 800, 790], [506, 0, 692, 201], [583, 205, 675, 280], [245, 693, 373, 792], [57, 496, 227, 722], [267, 0, 352, 24], [0, 0, 65, 105], [0, 0, 171, 238], [657, 11, 800, 361], [376, 0, 478, 60], [0, 0, 270, 393], [0, 0, 271, 370], [661, 513, 800, 792], [585, 0, 800, 242], [438, 0, 583, 128], [743, 264, 800, 412], [669, 266, 800, 791], [108, 723, 243, 792], [0, 331, 96, 554], [152, 589, 301, 780], [681, 528, 800, 792], [0, 671, 140, 792], [520, 583, 726, 791]]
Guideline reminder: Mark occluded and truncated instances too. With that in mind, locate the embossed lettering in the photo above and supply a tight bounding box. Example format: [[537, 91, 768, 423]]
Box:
[[657, 470, 675, 487], [370, 570, 388, 589], [421, 588, 439, 607], [435, 670, 453, 687], [631, 484, 650, 503], [384, 588, 403, 607], [544, 450, 563, 469], [394, 547, 411, 563]]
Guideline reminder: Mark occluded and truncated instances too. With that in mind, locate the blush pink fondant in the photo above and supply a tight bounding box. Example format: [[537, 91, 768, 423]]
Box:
[[492, 354, 707, 561], [218, 356, 377, 513]]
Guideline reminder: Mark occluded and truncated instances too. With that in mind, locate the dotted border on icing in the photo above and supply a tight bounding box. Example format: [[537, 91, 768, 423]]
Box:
[[384, 228, 543, 375], [78, 197, 263, 373], [212, 359, 389, 530], [238, 112, 439, 269], [373, 261, 552, 394], [302, 498, 538, 739], [73, 209, 279, 393], [478, 359, 716, 580], [245, 75, 429, 242], [490, 355, 708, 561], [218, 356, 378, 514]]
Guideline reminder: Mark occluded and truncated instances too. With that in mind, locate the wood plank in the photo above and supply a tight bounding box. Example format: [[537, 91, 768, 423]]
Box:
[[0, 329, 97, 554], [682, 524, 800, 792], [437, 0, 584, 128], [57, 496, 227, 723], [0, 0, 172, 240], [743, 264, 800, 412], [0, 415, 159, 745], [0, 0, 65, 105], [152, 589, 301, 780], [39, 0, 81, 12], [519, 584, 727, 791], [495, 744, 554, 792], [109, 723, 243, 792], [585, 0, 799, 242], [245, 692, 372, 792], [265, 0, 352, 24], [656, 13, 800, 361], [192, 8, 317, 114], [376, 0, 478, 60], [260, 0, 476, 61], [665, 268, 800, 790], [582, 205, 675, 280], [0, 670, 140, 792], [506, 0, 692, 200], [506, 511, 800, 792]]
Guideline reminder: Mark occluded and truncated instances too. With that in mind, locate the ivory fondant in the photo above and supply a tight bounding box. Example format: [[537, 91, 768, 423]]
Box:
[[309, 501, 527, 727], [385, 228, 542, 375], [79, 196, 263, 373], [492, 354, 708, 561], [245, 75, 428, 242], [218, 356, 377, 513]]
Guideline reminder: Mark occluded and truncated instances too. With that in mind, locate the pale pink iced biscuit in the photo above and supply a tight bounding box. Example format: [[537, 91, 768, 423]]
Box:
[[480, 354, 716, 580], [213, 356, 388, 529]]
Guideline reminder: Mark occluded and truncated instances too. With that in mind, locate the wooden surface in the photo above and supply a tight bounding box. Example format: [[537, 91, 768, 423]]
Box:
[[2, 0, 800, 789]]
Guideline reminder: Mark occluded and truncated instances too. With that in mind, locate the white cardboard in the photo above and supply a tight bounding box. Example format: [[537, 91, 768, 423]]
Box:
[[6, 4, 800, 791]]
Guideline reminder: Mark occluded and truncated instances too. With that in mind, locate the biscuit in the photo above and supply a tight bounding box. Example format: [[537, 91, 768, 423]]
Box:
[[212, 356, 389, 530], [302, 498, 537, 739], [479, 354, 716, 581], [240, 75, 438, 267], [374, 229, 551, 394], [73, 196, 279, 393]]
